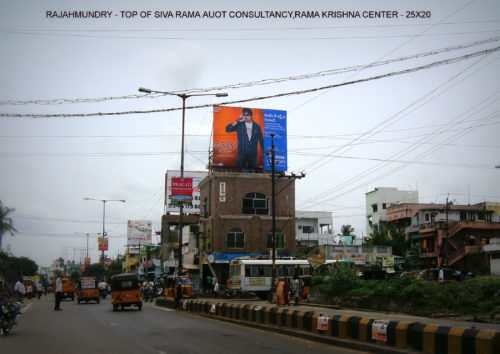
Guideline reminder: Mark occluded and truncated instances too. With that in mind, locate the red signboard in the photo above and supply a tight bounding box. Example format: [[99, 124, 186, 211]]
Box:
[[98, 237, 108, 251], [171, 177, 193, 197]]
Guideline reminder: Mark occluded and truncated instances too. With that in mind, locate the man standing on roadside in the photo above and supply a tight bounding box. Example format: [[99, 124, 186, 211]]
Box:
[[14, 277, 26, 303], [54, 274, 62, 311]]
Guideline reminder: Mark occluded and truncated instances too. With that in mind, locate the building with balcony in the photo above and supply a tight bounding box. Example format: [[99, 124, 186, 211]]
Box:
[[295, 211, 334, 249], [386, 202, 500, 271]]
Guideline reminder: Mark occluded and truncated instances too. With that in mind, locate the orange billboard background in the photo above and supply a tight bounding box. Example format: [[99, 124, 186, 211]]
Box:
[[213, 106, 265, 168]]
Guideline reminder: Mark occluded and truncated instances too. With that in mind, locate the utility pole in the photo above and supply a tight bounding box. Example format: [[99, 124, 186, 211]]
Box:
[[270, 133, 276, 303], [444, 196, 449, 267]]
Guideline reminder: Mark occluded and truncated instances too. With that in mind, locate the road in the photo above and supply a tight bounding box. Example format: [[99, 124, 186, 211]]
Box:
[[0, 295, 368, 354]]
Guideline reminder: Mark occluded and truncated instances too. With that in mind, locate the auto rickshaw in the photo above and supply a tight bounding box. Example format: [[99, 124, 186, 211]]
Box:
[[163, 276, 193, 299], [76, 277, 100, 304], [111, 274, 142, 311]]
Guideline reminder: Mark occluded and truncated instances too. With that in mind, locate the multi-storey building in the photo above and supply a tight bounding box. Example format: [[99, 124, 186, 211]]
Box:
[[365, 187, 419, 236], [295, 211, 334, 249], [386, 202, 500, 270], [198, 171, 297, 285]]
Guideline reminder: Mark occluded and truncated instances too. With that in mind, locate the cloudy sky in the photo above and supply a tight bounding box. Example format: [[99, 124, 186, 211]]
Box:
[[1, 0, 499, 267]]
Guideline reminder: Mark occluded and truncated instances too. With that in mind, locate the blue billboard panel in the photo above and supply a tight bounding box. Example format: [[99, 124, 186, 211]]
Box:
[[263, 109, 287, 172]]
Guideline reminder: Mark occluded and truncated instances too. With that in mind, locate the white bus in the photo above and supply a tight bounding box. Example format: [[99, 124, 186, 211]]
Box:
[[228, 259, 347, 299]]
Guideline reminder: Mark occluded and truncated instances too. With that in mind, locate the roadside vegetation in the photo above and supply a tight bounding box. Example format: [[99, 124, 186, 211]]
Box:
[[311, 263, 500, 318]]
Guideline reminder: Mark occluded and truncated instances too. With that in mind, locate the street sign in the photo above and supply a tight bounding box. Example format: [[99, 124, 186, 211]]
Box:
[[307, 246, 326, 269], [372, 320, 390, 342], [317, 314, 329, 331]]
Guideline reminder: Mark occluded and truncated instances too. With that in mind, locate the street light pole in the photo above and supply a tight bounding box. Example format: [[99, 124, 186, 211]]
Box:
[[138, 87, 227, 278], [75, 232, 101, 264], [83, 198, 125, 279], [270, 133, 277, 303]]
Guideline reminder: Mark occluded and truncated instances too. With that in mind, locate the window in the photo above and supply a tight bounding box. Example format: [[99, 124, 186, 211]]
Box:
[[227, 228, 244, 248], [468, 213, 476, 221], [372, 204, 378, 213], [382, 203, 387, 209], [302, 226, 314, 233], [424, 213, 430, 222], [267, 232, 285, 249], [242, 193, 268, 215]]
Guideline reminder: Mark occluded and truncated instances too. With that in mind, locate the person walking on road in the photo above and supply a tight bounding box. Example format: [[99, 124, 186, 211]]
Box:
[[276, 279, 285, 307], [54, 274, 62, 311]]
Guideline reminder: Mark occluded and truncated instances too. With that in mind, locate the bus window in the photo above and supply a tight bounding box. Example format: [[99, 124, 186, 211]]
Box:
[[277, 266, 284, 277], [286, 266, 296, 277], [245, 265, 259, 276], [263, 266, 272, 276]]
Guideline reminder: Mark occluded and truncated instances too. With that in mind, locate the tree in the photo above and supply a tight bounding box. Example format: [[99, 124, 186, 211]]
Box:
[[7, 255, 38, 276], [0, 201, 17, 236], [340, 224, 354, 236]]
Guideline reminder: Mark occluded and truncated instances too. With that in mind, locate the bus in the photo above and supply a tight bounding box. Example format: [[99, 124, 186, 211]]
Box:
[[228, 259, 349, 299]]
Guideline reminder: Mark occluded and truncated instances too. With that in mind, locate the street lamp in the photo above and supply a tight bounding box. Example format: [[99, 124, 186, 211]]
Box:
[[75, 232, 101, 265], [269, 133, 277, 303], [138, 87, 228, 278], [83, 198, 125, 278]]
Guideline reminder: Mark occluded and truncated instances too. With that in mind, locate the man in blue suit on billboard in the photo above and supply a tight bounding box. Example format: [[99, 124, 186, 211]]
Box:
[[225, 108, 264, 169]]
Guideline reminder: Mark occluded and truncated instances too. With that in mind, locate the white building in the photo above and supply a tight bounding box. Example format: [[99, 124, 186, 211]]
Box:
[[295, 211, 334, 247], [366, 187, 419, 236]]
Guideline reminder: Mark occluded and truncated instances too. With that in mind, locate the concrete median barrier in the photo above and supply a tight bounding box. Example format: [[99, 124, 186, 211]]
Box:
[[156, 298, 499, 354]]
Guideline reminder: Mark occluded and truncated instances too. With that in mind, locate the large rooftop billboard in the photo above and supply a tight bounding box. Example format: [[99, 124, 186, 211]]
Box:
[[213, 106, 287, 171]]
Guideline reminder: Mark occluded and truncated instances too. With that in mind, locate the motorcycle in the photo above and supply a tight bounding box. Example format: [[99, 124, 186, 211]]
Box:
[[0, 298, 21, 335]]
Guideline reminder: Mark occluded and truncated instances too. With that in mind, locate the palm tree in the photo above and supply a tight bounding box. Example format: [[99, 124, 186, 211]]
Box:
[[0, 201, 17, 236], [340, 224, 354, 236]]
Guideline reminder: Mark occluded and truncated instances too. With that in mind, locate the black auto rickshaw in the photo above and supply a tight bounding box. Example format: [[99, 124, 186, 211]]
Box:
[[111, 274, 142, 311]]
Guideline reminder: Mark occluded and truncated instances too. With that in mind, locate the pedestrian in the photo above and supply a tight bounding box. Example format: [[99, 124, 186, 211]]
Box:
[[292, 276, 302, 306], [276, 278, 285, 307], [283, 278, 290, 306], [211, 277, 216, 297], [14, 277, 26, 302], [214, 281, 219, 298], [54, 274, 62, 311], [36, 281, 43, 299]]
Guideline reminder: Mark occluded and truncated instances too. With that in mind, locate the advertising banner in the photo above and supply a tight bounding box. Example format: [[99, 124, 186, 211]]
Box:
[[213, 106, 287, 171], [98, 237, 108, 251], [127, 220, 152, 246], [165, 170, 207, 213]]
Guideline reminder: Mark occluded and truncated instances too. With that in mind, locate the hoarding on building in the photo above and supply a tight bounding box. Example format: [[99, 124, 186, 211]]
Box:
[[165, 170, 207, 213], [213, 106, 287, 171], [127, 220, 152, 246]]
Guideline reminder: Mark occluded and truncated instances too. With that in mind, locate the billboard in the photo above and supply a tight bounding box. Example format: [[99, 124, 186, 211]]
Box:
[[213, 106, 287, 171], [165, 170, 207, 213], [127, 220, 152, 246], [98, 237, 108, 251]]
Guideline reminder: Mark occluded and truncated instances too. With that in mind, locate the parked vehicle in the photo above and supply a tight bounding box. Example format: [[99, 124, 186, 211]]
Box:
[[162, 276, 193, 299], [417, 268, 456, 283], [111, 274, 142, 311], [0, 298, 21, 335], [76, 277, 100, 304], [52, 276, 76, 301]]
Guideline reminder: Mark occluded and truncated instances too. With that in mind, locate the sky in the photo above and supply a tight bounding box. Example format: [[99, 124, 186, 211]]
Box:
[[1, 0, 499, 268]]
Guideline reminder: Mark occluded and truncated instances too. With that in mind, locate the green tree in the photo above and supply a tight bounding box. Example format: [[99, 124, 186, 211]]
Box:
[[364, 229, 391, 246], [7, 255, 38, 276], [0, 201, 17, 237], [340, 224, 354, 236], [106, 255, 126, 278]]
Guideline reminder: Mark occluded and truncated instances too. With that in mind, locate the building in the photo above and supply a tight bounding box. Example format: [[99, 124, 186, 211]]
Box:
[[386, 202, 500, 271], [295, 211, 334, 249], [365, 187, 419, 236], [198, 171, 297, 287]]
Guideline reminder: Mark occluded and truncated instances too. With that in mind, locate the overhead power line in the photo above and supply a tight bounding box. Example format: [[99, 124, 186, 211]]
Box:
[[1, 45, 499, 119], [1, 36, 498, 106]]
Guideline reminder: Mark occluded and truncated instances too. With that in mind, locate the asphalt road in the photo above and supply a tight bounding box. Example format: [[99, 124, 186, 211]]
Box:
[[0, 295, 368, 354]]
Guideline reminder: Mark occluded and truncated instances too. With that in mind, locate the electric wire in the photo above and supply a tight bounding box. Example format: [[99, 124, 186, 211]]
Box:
[[1, 45, 499, 119]]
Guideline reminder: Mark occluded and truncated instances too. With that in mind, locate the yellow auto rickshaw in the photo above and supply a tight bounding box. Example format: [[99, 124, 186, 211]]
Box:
[[111, 274, 142, 311], [76, 277, 99, 304], [163, 276, 193, 299]]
